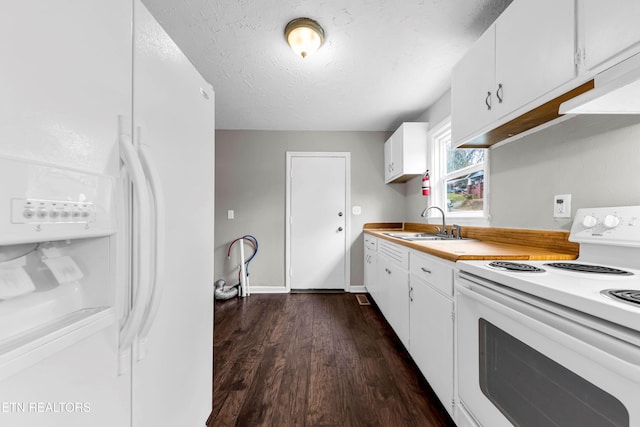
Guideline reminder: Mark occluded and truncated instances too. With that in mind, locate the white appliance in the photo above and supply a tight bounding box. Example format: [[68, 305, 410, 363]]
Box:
[[0, 1, 214, 426], [455, 206, 640, 427]]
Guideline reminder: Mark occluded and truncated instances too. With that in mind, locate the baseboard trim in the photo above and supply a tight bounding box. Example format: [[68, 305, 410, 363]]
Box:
[[247, 285, 367, 294], [247, 286, 289, 294]]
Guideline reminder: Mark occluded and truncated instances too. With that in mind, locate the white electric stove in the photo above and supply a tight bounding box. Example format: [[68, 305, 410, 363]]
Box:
[[458, 205, 640, 334], [454, 206, 640, 427]]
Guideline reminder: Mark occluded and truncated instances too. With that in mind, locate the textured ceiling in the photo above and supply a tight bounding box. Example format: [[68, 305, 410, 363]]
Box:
[[141, 0, 513, 131]]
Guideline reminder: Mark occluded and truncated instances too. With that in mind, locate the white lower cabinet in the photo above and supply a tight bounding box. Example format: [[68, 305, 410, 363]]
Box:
[[409, 250, 454, 417], [365, 236, 455, 417], [364, 235, 378, 301], [376, 239, 410, 348]]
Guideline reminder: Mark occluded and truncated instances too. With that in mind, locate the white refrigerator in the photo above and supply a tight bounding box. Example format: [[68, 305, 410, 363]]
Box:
[[0, 1, 214, 426]]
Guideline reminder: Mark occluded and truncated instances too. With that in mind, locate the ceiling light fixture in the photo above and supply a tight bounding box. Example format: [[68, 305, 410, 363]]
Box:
[[284, 17, 324, 59]]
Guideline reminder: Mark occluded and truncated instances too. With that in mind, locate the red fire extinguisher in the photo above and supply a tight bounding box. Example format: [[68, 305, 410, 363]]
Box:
[[422, 170, 430, 196]]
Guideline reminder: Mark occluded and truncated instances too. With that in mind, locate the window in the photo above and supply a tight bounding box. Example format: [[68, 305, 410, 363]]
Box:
[[429, 119, 487, 218]]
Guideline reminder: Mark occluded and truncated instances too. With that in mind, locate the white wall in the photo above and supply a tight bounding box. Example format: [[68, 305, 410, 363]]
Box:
[[215, 130, 404, 290], [490, 114, 640, 229]]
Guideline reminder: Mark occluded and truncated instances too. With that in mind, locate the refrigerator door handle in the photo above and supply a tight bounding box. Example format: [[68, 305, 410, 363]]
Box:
[[136, 141, 166, 360], [118, 134, 153, 355]]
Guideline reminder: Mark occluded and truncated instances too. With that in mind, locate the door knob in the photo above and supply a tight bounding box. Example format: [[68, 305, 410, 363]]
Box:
[[338, 212, 343, 217], [338, 227, 344, 232]]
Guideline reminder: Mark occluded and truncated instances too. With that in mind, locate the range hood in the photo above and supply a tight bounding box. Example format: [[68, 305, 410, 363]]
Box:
[[559, 52, 640, 114]]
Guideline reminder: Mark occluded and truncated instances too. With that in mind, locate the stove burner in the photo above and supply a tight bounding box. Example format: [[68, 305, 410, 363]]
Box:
[[545, 263, 633, 276], [603, 289, 640, 306], [487, 261, 545, 273]]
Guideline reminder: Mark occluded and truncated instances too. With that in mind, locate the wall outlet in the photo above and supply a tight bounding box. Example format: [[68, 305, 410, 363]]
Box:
[[227, 210, 235, 220], [553, 194, 571, 218]]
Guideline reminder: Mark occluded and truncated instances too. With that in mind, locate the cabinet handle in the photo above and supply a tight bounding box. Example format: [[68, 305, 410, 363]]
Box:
[[409, 286, 414, 302], [496, 83, 503, 103], [421, 267, 432, 274], [485, 91, 492, 110]]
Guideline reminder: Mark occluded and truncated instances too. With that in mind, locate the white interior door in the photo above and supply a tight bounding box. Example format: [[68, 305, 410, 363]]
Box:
[[287, 152, 350, 291]]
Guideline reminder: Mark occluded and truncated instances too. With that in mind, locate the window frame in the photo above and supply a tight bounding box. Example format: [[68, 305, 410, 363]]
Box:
[[427, 118, 489, 223]]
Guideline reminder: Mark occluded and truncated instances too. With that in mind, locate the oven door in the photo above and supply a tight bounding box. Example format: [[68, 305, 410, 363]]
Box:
[[455, 270, 640, 427]]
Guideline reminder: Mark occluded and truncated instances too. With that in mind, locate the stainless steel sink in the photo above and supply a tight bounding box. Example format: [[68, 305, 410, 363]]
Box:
[[382, 232, 475, 242]]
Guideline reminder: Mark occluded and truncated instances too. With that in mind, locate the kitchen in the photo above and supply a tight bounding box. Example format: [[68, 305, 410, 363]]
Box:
[[212, 0, 640, 425], [2, 0, 640, 426]]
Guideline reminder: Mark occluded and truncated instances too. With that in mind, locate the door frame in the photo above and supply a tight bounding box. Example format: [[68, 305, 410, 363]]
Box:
[[285, 151, 351, 292]]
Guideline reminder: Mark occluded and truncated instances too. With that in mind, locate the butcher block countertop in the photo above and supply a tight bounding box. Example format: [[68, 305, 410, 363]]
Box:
[[364, 222, 579, 262]]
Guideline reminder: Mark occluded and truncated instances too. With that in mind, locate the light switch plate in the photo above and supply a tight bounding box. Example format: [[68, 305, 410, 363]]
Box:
[[554, 194, 571, 218]]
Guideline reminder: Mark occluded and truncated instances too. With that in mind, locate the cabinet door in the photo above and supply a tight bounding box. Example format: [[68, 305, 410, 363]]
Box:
[[376, 256, 391, 319], [390, 129, 404, 180], [384, 131, 404, 183], [410, 278, 454, 415], [364, 245, 378, 300], [451, 26, 496, 144], [387, 260, 410, 348], [581, 0, 640, 72], [383, 136, 394, 182], [495, 0, 576, 116]]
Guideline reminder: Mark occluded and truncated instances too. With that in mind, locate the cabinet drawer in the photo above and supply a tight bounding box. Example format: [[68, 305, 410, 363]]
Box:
[[410, 252, 453, 296], [378, 240, 408, 269]]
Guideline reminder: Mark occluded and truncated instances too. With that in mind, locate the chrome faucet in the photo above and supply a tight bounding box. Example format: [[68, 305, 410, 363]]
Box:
[[451, 224, 461, 239], [421, 206, 446, 236]]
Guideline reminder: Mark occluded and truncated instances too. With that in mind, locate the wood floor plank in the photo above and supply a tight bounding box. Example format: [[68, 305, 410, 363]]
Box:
[[211, 391, 248, 427], [211, 293, 455, 427], [271, 295, 313, 426]]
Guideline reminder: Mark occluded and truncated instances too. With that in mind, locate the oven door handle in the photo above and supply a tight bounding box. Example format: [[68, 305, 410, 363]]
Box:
[[456, 276, 640, 381], [458, 270, 640, 346]]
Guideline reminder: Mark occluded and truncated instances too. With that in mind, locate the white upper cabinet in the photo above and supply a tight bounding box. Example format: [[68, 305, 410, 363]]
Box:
[[384, 122, 428, 184], [579, 0, 640, 73], [451, 27, 496, 146], [495, 0, 575, 116], [452, 0, 576, 146], [383, 133, 395, 183]]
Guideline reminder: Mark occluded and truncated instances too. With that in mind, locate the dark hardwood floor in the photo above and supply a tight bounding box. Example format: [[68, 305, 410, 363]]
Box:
[[209, 293, 456, 427]]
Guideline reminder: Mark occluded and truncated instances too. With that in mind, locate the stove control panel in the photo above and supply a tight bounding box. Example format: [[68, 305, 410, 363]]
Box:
[[571, 206, 640, 246]]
